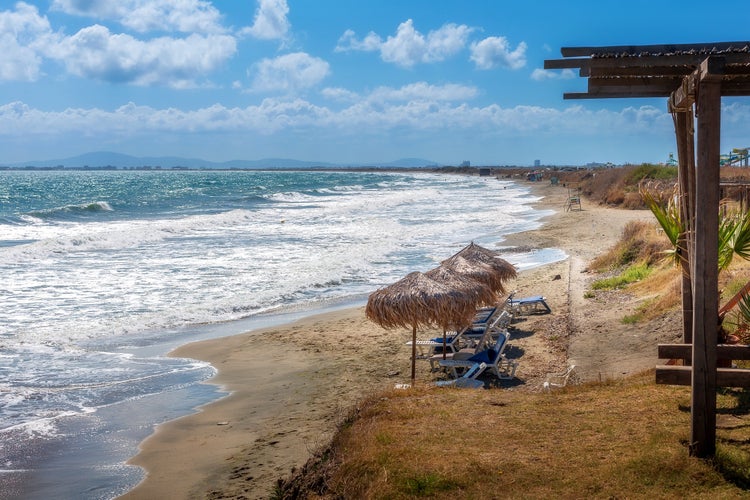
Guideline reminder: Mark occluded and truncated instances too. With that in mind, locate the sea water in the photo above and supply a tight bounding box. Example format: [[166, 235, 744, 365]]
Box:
[[0, 169, 564, 498]]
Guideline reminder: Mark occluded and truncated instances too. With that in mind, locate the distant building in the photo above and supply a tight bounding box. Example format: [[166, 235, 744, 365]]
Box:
[[459, 160, 470, 167], [534, 159, 541, 167], [478, 168, 491, 176]]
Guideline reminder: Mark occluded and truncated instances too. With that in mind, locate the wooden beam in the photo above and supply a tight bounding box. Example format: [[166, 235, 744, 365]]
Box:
[[670, 73, 696, 110], [658, 344, 750, 360], [589, 76, 684, 88], [561, 41, 750, 58], [656, 365, 750, 387], [544, 58, 589, 70], [586, 54, 712, 70], [690, 56, 723, 458], [563, 91, 672, 99], [672, 104, 694, 347], [588, 66, 694, 77]]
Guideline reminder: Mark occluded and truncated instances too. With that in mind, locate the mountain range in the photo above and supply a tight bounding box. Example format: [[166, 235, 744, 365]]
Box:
[[5, 152, 440, 169]]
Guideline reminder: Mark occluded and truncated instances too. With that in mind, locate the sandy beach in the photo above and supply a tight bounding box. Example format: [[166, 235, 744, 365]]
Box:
[[120, 180, 682, 499]]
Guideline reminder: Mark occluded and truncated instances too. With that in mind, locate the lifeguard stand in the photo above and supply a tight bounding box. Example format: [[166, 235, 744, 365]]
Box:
[[565, 186, 581, 211]]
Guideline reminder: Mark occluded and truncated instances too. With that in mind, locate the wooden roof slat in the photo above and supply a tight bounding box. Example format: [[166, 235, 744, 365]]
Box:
[[589, 76, 685, 88], [564, 91, 673, 99], [588, 66, 694, 77], [546, 53, 750, 75], [544, 58, 589, 70], [561, 41, 750, 58]]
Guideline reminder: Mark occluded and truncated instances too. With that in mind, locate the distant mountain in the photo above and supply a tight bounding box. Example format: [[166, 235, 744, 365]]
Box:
[[6, 152, 440, 169], [363, 157, 440, 168]]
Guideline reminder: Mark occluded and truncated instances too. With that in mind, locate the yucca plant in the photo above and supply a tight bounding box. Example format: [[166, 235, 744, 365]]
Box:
[[640, 187, 684, 267], [641, 185, 750, 340]]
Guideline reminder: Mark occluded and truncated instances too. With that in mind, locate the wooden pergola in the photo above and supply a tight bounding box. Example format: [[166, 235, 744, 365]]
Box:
[[545, 42, 750, 458]]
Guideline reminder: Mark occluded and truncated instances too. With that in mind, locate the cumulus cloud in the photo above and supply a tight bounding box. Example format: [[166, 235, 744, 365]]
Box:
[[0, 3, 54, 81], [51, 0, 225, 33], [45, 25, 236, 87], [335, 29, 381, 52], [242, 0, 290, 40], [531, 68, 576, 81], [367, 82, 478, 103], [0, 96, 681, 141], [250, 52, 330, 93], [336, 19, 472, 68], [321, 87, 360, 103], [470, 36, 526, 70]]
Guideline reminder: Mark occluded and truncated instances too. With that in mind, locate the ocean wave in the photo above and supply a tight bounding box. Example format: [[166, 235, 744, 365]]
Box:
[[0, 208, 262, 262], [26, 201, 114, 220]]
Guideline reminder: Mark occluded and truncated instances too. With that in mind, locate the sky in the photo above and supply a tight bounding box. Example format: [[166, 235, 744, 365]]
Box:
[[2, 0, 750, 166]]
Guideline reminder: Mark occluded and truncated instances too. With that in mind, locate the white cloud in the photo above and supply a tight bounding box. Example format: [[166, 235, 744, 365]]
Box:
[[0, 98, 680, 140], [250, 52, 330, 93], [321, 87, 360, 102], [45, 25, 236, 88], [470, 36, 526, 70], [531, 68, 576, 81], [335, 29, 381, 52], [0, 3, 54, 81], [242, 0, 290, 40], [51, 0, 225, 34], [335, 19, 472, 68], [367, 82, 478, 103]]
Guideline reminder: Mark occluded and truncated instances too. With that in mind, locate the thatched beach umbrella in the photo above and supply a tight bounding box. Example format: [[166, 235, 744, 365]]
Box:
[[425, 266, 497, 359], [365, 271, 484, 384], [441, 242, 517, 295]]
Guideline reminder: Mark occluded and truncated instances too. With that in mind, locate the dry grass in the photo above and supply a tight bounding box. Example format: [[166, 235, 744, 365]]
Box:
[[276, 373, 750, 499]]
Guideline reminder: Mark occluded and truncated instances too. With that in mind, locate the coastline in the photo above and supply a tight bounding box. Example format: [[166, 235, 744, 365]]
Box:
[[120, 180, 664, 499]]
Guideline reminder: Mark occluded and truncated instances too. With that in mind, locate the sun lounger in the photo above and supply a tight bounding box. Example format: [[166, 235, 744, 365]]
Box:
[[438, 331, 518, 380], [543, 364, 577, 391], [434, 362, 486, 389], [407, 305, 502, 358], [427, 312, 510, 370], [506, 291, 551, 315]]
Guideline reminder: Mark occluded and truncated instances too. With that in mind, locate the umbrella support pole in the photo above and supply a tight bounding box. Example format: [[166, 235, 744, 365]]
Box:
[[411, 326, 417, 383]]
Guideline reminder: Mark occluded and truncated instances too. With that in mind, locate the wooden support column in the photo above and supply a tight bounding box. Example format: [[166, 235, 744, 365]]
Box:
[[670, 91, 695, 348], [690, 56, 724, 458]]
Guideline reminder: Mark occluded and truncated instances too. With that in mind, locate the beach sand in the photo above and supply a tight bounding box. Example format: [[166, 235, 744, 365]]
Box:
[[120, 180, 682, 499]]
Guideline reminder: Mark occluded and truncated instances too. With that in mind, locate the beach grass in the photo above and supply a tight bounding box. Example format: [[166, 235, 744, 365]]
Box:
[[278, 372, 750, 498]]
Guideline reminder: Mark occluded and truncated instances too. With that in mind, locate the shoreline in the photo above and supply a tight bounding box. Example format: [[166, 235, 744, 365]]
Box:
[[120, 180, 659, 499]]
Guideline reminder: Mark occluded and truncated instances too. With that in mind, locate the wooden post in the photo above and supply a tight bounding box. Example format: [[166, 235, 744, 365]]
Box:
[[690, 56, 724, 458], [672, 105, 694, 349]]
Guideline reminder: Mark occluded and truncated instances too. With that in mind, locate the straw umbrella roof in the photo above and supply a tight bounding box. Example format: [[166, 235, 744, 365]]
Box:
[[440, 242, 517, 294], [365, 271, 482, 331], [366, 270, 490, 383]]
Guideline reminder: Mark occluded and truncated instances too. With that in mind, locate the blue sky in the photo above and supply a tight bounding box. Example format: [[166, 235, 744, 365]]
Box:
[[2, 0, 750, 166]]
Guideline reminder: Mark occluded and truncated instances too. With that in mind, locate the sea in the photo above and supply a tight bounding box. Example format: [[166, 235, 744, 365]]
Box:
[[0, 169, 565, 499]]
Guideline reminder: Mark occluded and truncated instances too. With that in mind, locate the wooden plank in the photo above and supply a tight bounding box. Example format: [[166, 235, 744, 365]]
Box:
[[561, 41, 750, 58], [588, 66, 694, 77], [656, 365, 750, 387], [563, 91, 669, 99], [672, 103, 694, 347], [586, 54, 716, 70], [589, 76, 684, 87], [544, 58, 588, 70], [658, 344, 750, 360], [670, 73, 696, 109], [586, 84, 676, 97], [691, 58, 723, 458], [582, 53, 750, 72]]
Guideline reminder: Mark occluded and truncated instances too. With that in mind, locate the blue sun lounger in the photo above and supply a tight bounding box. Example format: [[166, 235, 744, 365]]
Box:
[[507, 292, 551, 315]]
